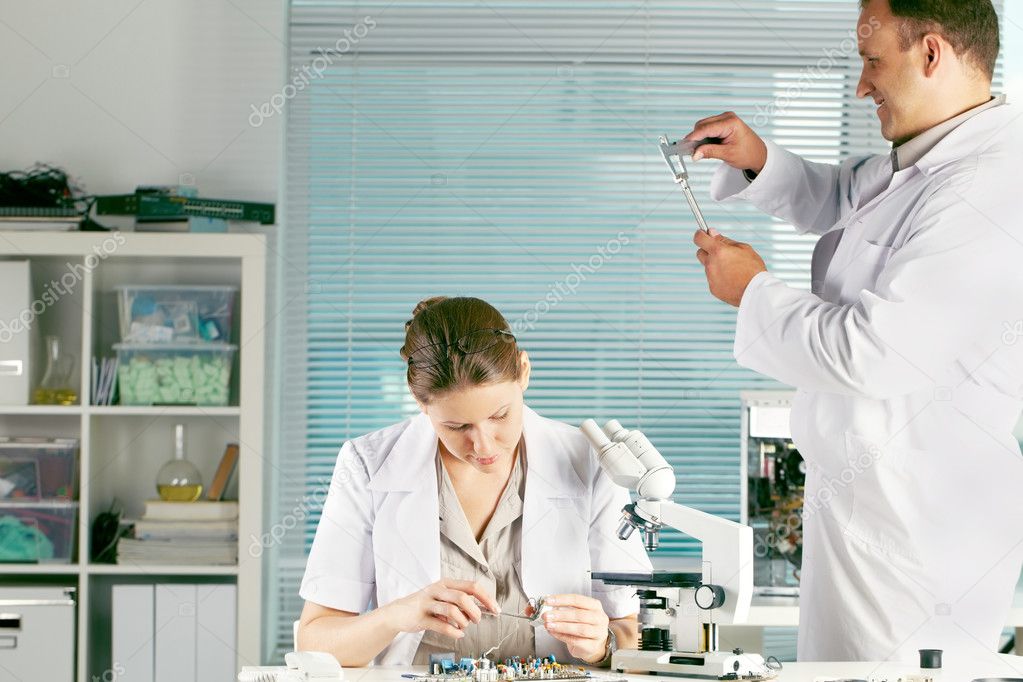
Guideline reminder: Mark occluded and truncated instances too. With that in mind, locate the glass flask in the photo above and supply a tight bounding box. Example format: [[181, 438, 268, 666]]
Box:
[[156, 423, 204, 501], [33, 335, 78, 405]]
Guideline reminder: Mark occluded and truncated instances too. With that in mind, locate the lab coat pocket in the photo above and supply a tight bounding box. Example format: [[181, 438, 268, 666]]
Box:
[[829, 239, 896, 305], [842, 432, 926, 563]]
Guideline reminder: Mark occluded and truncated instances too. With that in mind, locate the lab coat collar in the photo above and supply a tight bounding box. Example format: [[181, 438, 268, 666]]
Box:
[[892, 94, 1006, 172], [521, 406, 589, 498], [367, 405, 588, 497], [913, 99, 1014, 176], [366, 411, 436, 492]]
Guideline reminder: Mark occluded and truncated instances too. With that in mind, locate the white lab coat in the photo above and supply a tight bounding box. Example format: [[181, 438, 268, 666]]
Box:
[[711, 103, 1023, 663], [299, 405, 651, 665]]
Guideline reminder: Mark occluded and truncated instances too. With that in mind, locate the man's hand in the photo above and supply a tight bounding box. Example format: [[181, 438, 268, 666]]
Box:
[[529, 594, 610, 664], [694, 228, 767, 307], [684, 111, 768, 174]]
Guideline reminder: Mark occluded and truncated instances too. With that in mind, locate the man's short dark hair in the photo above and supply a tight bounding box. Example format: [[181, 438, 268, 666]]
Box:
[[860, 0, 1000, 80]]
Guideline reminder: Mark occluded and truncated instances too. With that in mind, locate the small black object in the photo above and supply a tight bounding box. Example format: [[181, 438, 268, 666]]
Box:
[[732, 647, 743, 655], [593, 569, 702, 588], [0, 164, 77, 209], [640, 627, 673, 651], [919, 648, 943, 669], [90, 501, 131, 563]]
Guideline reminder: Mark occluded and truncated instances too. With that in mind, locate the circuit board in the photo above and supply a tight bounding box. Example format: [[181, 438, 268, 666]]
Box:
[[406, 654, 623, 682]]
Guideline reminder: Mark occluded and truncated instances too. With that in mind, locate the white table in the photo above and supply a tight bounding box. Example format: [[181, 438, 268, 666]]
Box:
[[335, 658, 1023, 682]]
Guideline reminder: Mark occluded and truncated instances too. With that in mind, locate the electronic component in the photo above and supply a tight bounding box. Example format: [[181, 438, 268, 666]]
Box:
[[96, 189, 275, 225], [411, 654, 597, 682], [486, 596, 552, 627]]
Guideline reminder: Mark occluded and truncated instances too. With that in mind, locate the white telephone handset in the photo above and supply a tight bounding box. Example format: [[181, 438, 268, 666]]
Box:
[[285, 652, 344, 680], [238, 651, 343, 681]]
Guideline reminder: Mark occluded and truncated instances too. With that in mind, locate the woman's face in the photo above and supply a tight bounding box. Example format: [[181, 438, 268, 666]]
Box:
[[420, 353, 530, 473]]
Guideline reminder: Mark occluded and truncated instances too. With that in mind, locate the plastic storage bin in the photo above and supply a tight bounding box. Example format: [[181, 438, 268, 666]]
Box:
[[116, 285, 237, 343], [114, 343, 236, 406], [0, 438, 77, 501], [0, 501, 77, 563]]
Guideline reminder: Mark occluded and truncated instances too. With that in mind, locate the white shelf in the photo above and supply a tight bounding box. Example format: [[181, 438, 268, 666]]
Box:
[[0, 233, 266, 681], [0, 232, 266, 258], [0, 562, 239, 578], [88, 406, 241, 417], [88, 564, 239, 576], [0, 405, 84, 416], [0, 563, 80, 575]]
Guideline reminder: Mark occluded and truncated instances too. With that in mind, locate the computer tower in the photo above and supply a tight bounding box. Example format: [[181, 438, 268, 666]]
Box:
[[740, 390, 803, 595]]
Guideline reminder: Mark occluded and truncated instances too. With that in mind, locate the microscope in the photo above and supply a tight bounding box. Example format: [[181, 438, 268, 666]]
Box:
[[580, 419, 774, 680]]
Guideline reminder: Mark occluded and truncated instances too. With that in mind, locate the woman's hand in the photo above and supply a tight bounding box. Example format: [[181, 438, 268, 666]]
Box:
[[531, 594, 610, 664], [385, 578, 501, 640]]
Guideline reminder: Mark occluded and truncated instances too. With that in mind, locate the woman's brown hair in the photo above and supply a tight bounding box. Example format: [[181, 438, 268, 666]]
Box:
[[400, 296, 520, 404]]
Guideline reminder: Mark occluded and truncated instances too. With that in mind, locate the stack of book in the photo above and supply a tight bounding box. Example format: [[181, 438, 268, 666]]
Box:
[[118, 500, 238, 566]]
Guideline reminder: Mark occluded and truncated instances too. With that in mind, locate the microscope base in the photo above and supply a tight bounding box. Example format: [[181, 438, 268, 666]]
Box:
[[611, 649, 773, 680]]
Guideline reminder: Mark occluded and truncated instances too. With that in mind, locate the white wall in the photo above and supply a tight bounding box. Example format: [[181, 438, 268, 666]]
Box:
[[0, 1, 287, 664], [0, 0, 285, 202], [1006, 1, 1023, 102]]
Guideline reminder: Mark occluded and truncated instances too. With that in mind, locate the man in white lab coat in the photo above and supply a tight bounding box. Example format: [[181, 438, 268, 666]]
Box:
[[688, 0, 1023, 665]]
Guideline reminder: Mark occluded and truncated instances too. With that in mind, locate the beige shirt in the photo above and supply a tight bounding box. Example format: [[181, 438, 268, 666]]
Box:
[[412, 444, 535, 663], [891, 94, 1006, 171]]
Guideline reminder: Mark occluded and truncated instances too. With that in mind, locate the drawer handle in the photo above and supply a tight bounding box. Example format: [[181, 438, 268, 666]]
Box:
[[0, 361, 23, 377], [0, 614, 21, 630]]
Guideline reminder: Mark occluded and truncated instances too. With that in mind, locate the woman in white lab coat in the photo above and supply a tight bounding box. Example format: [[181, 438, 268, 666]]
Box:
[[297, 296, 651, 667]]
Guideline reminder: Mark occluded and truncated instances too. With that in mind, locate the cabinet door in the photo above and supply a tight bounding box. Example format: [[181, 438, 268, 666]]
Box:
[[0, 589, 75, 682]]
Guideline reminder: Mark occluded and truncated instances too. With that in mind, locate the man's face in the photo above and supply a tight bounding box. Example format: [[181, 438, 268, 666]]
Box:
[[856, 0, 930, 145]]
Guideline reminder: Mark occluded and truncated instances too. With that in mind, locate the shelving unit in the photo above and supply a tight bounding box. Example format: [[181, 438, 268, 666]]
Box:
[[0, 232, 266, 681]]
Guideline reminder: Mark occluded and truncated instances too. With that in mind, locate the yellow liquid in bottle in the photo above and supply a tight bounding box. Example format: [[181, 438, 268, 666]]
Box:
[[32, 387, 78, 405], [157, 484, 204, 502]]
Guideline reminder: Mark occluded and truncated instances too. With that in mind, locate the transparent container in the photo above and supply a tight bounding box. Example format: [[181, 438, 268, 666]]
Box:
[[116, 285, 237, 343], [155, 424, 204, 501], [0, 438, 77, 501], [114, 343, 236, 406], [0, 501, 77, 563], [32, 336, 78, 405]]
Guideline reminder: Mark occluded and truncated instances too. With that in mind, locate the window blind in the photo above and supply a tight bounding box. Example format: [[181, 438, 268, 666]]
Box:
[[271, 0, 1003, 660]]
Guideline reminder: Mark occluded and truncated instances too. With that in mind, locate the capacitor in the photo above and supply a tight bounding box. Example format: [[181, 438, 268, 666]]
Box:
[[919, 649, 943, 669]]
